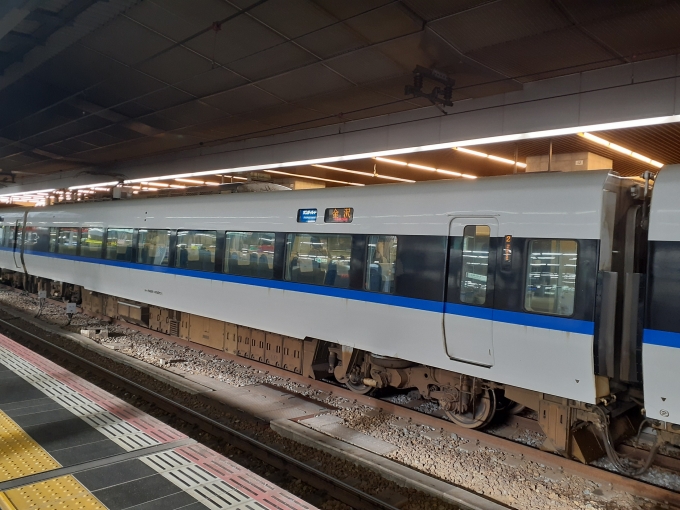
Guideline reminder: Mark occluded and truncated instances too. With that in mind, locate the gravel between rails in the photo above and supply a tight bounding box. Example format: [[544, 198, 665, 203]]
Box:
[[0, 289, 676, 510], [0, 293, 462, 510]]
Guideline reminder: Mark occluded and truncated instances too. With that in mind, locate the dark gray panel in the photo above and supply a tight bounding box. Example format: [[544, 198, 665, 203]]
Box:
[[248, 0, 336, 39], [429, 0, 569, 54], [0, 397, 57, 414], [49, 439, 127, 466], [12, 408, 74, 428], [74, 459, 158, 491], [24, 416, 109, 451], [92, 474, 185, 509], [123, 490, 206, 510], [0, 373, 47, 405]]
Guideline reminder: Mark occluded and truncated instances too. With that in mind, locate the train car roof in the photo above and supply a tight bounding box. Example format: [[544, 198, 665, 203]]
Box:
[[1, 170, 620, 239]]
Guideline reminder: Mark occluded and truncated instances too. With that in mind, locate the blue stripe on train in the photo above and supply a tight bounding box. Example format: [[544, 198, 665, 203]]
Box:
[[643, 329, 680, 349], [444, 303, 594, 335], [7, 248, 593, 335]]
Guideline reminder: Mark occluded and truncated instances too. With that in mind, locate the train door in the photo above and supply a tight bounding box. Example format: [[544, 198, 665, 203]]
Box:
[[12, 211, 28, 273], [12, 219, 21, 269], [444, 217, 497, 367]]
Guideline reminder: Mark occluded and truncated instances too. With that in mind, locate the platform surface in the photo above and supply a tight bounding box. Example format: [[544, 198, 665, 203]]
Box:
[[0, 333, 317, 510]]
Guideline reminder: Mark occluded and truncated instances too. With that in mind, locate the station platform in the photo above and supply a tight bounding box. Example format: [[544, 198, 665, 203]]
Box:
[[0, 333, 316, 510]]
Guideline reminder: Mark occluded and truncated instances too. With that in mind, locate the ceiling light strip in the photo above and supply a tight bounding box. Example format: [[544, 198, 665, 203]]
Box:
[[375, 157, 475, 179], [119, 114, 674, 185], [578, 132, 663, 168], [453, 147, 527, 168], [8, 114, 676, 198], [267, 170, 364, 186], [312, 164, 415, 183]]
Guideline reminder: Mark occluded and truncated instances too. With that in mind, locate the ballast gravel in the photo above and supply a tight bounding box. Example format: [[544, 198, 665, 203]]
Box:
[[0, 289, 675, 510]]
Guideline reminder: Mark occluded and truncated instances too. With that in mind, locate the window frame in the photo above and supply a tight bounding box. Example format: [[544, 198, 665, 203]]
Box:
[[56, 227, 80, 256], [284, 232, 354, 288], [364, 234, 399, 294], [105, 227, 135, 262], [23, 226, 52, 253], [224, 231, 277, 280], [459, 225, 492, 306], [175, 229, 218, 272], [80, 227, 105, 259], [523, 238, 579, 318], [136, 228, 171, 267]]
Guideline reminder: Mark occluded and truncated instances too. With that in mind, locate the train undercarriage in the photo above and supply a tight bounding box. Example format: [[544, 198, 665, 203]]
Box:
[[1, 270, 669, 473]]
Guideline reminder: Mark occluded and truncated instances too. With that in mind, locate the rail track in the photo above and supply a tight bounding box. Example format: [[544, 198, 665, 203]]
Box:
[[0, 314, 406, 510], [2, 290, 680, 508]]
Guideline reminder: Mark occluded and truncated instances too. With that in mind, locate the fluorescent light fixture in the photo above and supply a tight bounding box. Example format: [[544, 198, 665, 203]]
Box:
[[141, 181, 170, 188], [169, 184, 186, 188], [313, 164, 372, 177], [375, 174, 415, 183], [175, 178, 206, 185], [578, 132, 663, 168], [436, 169, 462, 177], [312, 164, 414, 183], [68, 181, 119, 190], [408, 163, 436, 171], [456, 147, 487, 158], [267, 170, 364, 186], [0, 188, 55, 198], [375, 157, 475, 179], [375, 157, 407, 166], [454, 147, 527, 168], [488, 155, 518, 165]]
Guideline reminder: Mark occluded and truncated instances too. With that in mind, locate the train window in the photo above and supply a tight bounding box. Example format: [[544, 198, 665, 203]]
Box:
[[49, 228, 57, 253], [365, 235, 398, 293], [106, 228, 134, 261], [24, 226, 51, 253], [16, 223, 22, 249], [137, 229, 170, 266], [176, 230, 217, 271], [6, 226, 15, 248], [224, 231, 275, 278], [285, 233, 352, 288], [80, 228, 104, 259], [525, 239, 578, 316], [460, 225, 491, 305], [57, 228, 79, 256]]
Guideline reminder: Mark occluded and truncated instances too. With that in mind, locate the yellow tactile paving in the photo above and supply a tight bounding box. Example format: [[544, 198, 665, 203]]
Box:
[[0, 411, 60, 482], [1, 475, 107, 510]]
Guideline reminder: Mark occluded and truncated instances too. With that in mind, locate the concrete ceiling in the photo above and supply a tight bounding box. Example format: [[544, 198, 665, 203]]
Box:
[[0, 0, 679, 183]]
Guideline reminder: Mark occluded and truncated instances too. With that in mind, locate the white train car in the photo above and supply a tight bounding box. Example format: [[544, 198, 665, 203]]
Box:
[[0, 168, 654, 462], [644, 166, 680, 427]]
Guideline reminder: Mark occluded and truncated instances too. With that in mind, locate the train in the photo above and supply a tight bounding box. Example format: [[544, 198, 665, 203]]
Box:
[[0, 166, 677, 471]]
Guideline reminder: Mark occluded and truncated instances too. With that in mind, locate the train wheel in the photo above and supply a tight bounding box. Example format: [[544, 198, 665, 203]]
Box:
[[445, 388, 496, 429], [345, 379, 374, 395], [495, 390, 526, 416]]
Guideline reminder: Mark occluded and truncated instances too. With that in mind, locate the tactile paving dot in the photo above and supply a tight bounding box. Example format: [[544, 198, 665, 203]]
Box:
[[3, 475, 106, 510], [0, 411, 59, 481]]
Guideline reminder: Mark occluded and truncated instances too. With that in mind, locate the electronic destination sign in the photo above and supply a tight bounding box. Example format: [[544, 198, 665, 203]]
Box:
[[324, 208, 353, 223]]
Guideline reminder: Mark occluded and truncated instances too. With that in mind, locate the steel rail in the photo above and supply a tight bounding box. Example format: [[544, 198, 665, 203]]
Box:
[[0, 315, 402, 510]]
